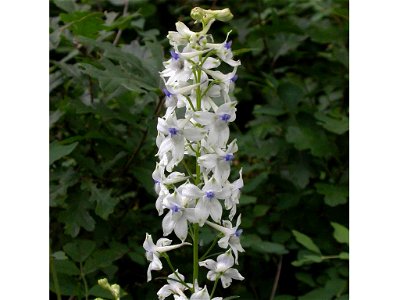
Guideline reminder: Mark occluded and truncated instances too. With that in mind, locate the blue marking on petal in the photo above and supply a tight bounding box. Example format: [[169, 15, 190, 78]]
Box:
[[230, 74, 238, 82], [224, 40, 232, 50], [170, 50, 180, 60], [206, 191, 215, 199], [224, 154, 234, 162], [168, 127, 178, 136], [234, 229, 243, 237], [163, 88, 172, 98], [172, 204, 180, 213], [220, 114, 231, 122]]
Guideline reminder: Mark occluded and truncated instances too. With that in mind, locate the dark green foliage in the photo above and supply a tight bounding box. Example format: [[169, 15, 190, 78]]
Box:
[[50, 0, 348, 299]]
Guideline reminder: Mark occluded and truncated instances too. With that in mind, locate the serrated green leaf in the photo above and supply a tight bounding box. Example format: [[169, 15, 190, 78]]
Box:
[[253, 204, 270, 217], [60, 12, 105, 38], [315, 183, 348, 206], [63, 240, 96, 263], [50, 141, 79, 165], [58, 193, 96, 237], [76, 36, 158, 90], [314, 112, 349, 135], [88, 184, 120, 220], [292, 230, 321, 254], [54, 260, 80, 275], [286, 124, 334, 158], [292, 255, 323, 267], [331, 222, 349, 244], [278, 82, 304, 113], [52, 251, 68, 260], [84, 248, 127, 274]]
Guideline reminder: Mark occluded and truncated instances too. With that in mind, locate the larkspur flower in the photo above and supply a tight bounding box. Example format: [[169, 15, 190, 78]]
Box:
[[143, 233, 191, 282], [205, 214, 245, 264], [157, 270, 189, 300], [199, 250, 244, 288], [193, 102, 237, 148], [198, 139, 238, 184], [181, 176, 230, 225], [161, 191, 197, 241], [157, 112, 206, 171]]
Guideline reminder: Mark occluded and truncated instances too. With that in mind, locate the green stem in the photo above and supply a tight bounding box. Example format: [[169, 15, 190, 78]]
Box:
[[79, 262, 89, 300], [182, 159, 196, 182], [163, 253, 193, 292], [210, 275, 221, 298], [193, 223, 199, 286], [199, 237, 218, 261], [50, 256, 62, 300], [184, 95, 196, 111]]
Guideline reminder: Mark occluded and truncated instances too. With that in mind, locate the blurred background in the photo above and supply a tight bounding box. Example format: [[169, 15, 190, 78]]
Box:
[[50, 0, 349, 299]]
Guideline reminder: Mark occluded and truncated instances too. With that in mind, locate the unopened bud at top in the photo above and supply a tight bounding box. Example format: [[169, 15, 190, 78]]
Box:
[[191, 7, 233, 25]]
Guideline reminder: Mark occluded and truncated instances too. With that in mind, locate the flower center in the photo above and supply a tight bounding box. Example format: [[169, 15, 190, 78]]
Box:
[[171, 204, 180, 213], [224, 154, 234, 162], [170, 50, 180, 60], [206, 191, 215, 199], [163, 88, 172, 98], [224, 40, 232, 50], [220, 114, 231, 122], [168, 127, 178, 136], [234, 229, 243, 237]]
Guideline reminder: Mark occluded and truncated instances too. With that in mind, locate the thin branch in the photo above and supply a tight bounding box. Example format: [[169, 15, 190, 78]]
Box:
[[113, 0, 129, 46], [269, 256, 283, 300]]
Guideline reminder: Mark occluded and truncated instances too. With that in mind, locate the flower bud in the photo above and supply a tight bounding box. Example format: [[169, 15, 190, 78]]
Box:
[[190, 7, 233, 25]]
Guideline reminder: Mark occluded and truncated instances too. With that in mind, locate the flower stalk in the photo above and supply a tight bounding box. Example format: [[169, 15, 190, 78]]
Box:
[[144, 7, 245, 299]]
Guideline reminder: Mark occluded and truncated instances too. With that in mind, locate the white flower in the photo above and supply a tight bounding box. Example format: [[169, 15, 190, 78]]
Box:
[[172, 281, 222, 300], [199, 250, 244, 288], [143, 233, 191, 282], [157, 112, 206, 171], [167, 22, 197, 47], [162, 191, 197, 241], [204, 67, 238, 102], [205, 31, 241, 67], [193, 102, 237, 148], [157, 270, 189, 300], [224, 168, 243, 220], [181, 177, 230, 225], [205, 214, 245, 264], [161, 50, 193, 85], [198, 139, 238, 184], [152, 163, 187, 194]]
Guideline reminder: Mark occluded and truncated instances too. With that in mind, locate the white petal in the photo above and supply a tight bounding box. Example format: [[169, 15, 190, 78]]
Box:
[[195, 199, 210, 226], [209, 199, 223, 223], [217, 251, 234, 269], [181, 183, 203, 199], [220, 274, 232, 288], [193, 111, 215, 125], [174, 217, 188, 241], [183, 126, 205, 142], [224, 268, 244, 281], [199, 259, 217, 270], [162, 212, 175, 237], [198, 154, 218, 169]]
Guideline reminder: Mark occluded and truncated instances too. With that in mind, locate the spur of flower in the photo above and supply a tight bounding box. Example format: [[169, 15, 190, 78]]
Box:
[[143, 233, 191, 281]]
